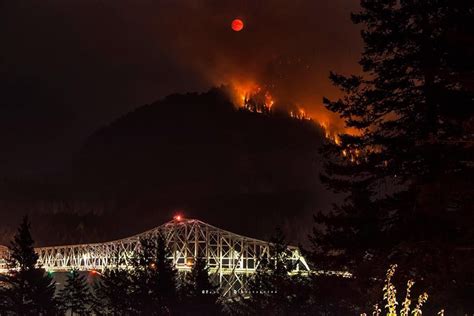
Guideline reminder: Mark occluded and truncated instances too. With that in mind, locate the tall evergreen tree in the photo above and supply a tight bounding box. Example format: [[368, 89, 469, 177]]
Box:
[[0, 216, 58, 315], [188, 257, 217, 297], [181, 256, 219, 315], [235, 228, 310, 315], [127, 237, 162, 314], [59, 269, 91, 316], [314, 0, 474, 312], [93, 235, 179, 315], [92, 267, 134, 315], [153, 235, 178, 314]]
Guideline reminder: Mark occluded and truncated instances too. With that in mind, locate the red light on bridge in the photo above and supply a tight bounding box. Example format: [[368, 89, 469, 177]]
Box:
[[90, 269, 98, 275], [173, 214, 183, 221]]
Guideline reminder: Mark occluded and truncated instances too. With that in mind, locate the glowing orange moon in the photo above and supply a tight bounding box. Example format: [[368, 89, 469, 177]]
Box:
[[231, 19, 244, 32]]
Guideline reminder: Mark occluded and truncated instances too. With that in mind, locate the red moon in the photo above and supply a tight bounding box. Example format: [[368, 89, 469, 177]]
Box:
[[231, 19, 244, 32]]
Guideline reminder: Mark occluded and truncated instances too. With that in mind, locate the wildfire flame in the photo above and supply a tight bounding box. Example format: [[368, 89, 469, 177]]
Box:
[[229, 79, 354, 151], [229, 81, 276, 114], [264, 91, 274, 109], [224, 78, 368, 166], [230, 80, 261, 107]]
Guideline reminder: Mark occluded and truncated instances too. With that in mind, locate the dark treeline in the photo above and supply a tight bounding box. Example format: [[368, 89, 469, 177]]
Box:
[[0, 216, 360, 315], [0, 216, 220, 315], [0, 214, 462, 316]]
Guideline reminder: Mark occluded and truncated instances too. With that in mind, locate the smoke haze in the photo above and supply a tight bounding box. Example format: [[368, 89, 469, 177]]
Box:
[[1, 0, 361, 174]]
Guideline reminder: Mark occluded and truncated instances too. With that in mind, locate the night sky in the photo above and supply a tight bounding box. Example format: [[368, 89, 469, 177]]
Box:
[[1, 0, 361, 175]]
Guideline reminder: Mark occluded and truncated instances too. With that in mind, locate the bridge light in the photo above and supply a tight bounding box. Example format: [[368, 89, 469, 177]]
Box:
[[90, 269, 98, 275], [173, 214, 182, 221]]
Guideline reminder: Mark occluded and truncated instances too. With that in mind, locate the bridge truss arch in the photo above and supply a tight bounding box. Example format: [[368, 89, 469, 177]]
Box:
[[0, 218, 310, 296]]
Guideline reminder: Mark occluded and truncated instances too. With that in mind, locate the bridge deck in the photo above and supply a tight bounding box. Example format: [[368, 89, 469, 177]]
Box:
[[0, 218, 310, 295]]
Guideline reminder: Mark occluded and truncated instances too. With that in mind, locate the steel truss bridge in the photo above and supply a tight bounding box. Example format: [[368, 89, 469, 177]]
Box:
[[0, 218, 310, 296]]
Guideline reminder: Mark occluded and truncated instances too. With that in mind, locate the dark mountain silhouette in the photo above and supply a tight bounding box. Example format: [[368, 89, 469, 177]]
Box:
[[0, 87, 331, 246], [72, 87, 328, 243]]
